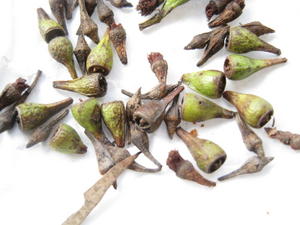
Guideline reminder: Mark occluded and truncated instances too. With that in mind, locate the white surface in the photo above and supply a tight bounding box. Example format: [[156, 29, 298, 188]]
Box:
[[0, 0, 299, 224]]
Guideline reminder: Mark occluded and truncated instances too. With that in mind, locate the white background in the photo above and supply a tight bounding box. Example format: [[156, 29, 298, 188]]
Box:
[[0, 0, 299, 224]]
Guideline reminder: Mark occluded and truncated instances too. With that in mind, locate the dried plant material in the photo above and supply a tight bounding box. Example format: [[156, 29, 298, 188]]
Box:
[[109, 23, 128, 65], [265, 127, 300, 150], [86, 0, 98, 15], [241, 21, 275, 37], [74, 34, 91, 74], [49, 0, 69, 34], [107, 0, 133, 8], [184, 32, 211, 50], [125, 88, 142, 122], [65, 0, 75, 19], [205, 0, 233, 20], [164, 95, 181, 139], [62, 152, 140, 225], [167, 150, 216, 187], [148, 52, 168, 84], [96, 0, 115, 27], [137, 0, 164, 16]]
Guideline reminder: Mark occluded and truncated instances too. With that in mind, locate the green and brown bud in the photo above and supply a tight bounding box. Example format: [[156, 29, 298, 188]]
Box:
[[74, 34, 91, 74]]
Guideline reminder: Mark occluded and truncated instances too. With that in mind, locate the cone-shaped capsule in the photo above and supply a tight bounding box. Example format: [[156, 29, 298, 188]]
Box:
[[205, 0, 233, 20], [148, 52, 168, 84], [16, 97, 73, 130], [181, 93, 235, 123], [53, 73, 107, 97], [74, 34, 91, 74], [137, 0, 164, 16], [101, 101, 126, 147], [96, 0, 115, 27], [109, 23, 128, 65], [49, 0, 69, 35], [164, 95, 181, 139], [224, 55, 287, 80], [223, 91, 273, 128], [182, 70, 226, 99], [241, 21, 275, 37], [176, 127, 227, 173], [226, 26, 281, 55], [49, 123, 87, 154], [48, 37, 78, 79], [184, 32, 211, 50], [86, 31, 113, 75], [37, 8, 65, 43]]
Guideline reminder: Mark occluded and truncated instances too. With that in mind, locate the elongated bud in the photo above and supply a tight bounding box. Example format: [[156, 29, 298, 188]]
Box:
[[182, 70, 226, 99], [74, 34, 91, 74], [164, 95, 181, 139], [265, 127, 300, 150], [184, 32, 211, 50], [16, 97, 73, 130], [167, 150, 216, 187], [49, 0, 69, 35], [224, 55, 287, 80], [226, 26, 281, 55], [48, 37, 78, 79], [86, 31, 113, 75], [96, 0, 115, 27], [53, 73, 107, 97], [176, 127, 227, 173], [37, 8, 65, 43], [148, 52, 168, 84], [241, 21, 275, 37], [109, 23, 128, 65], [126, 88, 142, 122], [137, 0, 164, 16], [181, 93, 235, 123], [107, 0, 133, 8], [205, 0, 233, 20], [49, 123, 87, 154], [223, 91, 274, 128]]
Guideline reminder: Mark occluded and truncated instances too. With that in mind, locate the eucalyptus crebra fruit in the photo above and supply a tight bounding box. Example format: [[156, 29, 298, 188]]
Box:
[[49, 123, 87, 154], [265, 127, 300, 150], [181, 93, 235, 123], [74, 34, 91, 74], [96, 0, 115, 27], [241, 21, 275, 37], [223, 91, 274, 128], [182, 70, 226, 99], [176, 127, 227, 173], [49, 0, 69, 34], [205, 0, 233, 20], [184, 31, 211, 50], [136, 0, 164, 16], [53, 73, 107, 97], [148, 52, 168, 84], [164, 95, 181, 139], [48, 36, 78, 79], [125, 88, 141, 122], [224, 54, 287, 80], [109, 23, 128, 65], [107, 0, 133, 8]]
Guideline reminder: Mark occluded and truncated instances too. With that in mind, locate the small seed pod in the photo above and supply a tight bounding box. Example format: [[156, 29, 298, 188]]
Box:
[[224, 55, 287, 80], [148, 52, 168, 84], [226, 26, 281, 55], [164, 95, 181, 139], [223, 91, 273, 128], [86, 31, 113, 75], [109, 23, 128, 65], [125, 88, 141, 122], [205, 0, 233, 20], [241, 21, 275, 37], [85, 0, 98, 15], [37, 8, 65, 43], [49, 0, 69, 35], [176, 127, 227, 173], [107, 0, 133, 8], [265, 127, 300, 150], [182, 70, 226, 99], [74, 34, 91, 74], [181, 93, 235, 123], [49, 123, 87, 154], [136, 0, 164, 16], [48, 36, 78, 79], [184, 32, 211, 50], [16, 97, 73, 130], [53, 73, 107, 97], [96, 0, 115, 27]]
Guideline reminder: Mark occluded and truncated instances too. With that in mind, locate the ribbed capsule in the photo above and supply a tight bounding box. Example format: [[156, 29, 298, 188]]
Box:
[[205, 0, 233, 20], [96, 0, 115, 27], [74, 34, 91, 74], [223, 91, 273, 128], [137, 0, 164, 16], [164, 95, 181, 139], [241, 21, 275, 37], [49, 0, 69, 35], [184, 31, 211, 50], [109, 23, 128, 65]]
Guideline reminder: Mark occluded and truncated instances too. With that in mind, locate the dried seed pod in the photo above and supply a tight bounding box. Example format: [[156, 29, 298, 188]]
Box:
[[125, 88, 142, 122], [265, 127, 300, 150], [164, 95, 181, 139], [148, 52, 168, 84], [49, 0, 69, 34], [176, 127, 227, 173], [182, 70, 226, 99], [224, 54, 287, 80], [139, 0, 191, 30], [37, 8, 65, 43], [133, 86, 184, 133], [74, 34, 91, 74], [65, 0, 75, 19], [205, 0, 233, 20], [101, 101, 126, 147], [53, 73, 107, 97], [218, 156, 273, 181], [136, 0, 164, 16], [167, 150, 216, 187], [226, 26, 281, 55], [86, 31, 113, 75], [223, 91, 274, 128], [48, 36, 78, 79], [107, 0, 133, 8], [96, 0, 115, 27], [16, 97, 73, 131], [26, 109, 69, 148], [109, 23, 128, 65], [208, 0, 245, 28], [85, 0, 98, 15], [181, 93, 235, 123], [241, 21, 275, 37], [184, 31, 211, 50]]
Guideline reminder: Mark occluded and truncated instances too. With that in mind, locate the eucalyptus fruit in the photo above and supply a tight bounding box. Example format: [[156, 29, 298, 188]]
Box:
[[164, 95, 181, 139], [137, 0, 164, 16], [265, 127, 300, 150], [49, 0, 69, 34], [96, 0, 115, 27], [125, 88, 141, 122], [109, 23, 128, 65], [205, 0, 233, 20], [148, 52, 168, 84], [241, 21, 275, 37], [74, 34, 91, 74]]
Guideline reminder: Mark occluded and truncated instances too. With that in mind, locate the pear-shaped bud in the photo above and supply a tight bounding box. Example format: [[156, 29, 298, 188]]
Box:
[[182, 70, 226, 99], [176, 127, 227, 173], [49, 123, 87, 154], [109, 23, 128, 65], [48, 37, 78, 79], [224, 54, 287, 80], [226, 26, 281, 55], [37, 8, 65, 43], [223, 91, 273, 128], [181, 93, 235, 123], [53, 73, 107, 97], [74, 34, 91, 74], [16, 97, 73, 130], [86, 31, 113, 76], [101, 101, 126, 147]]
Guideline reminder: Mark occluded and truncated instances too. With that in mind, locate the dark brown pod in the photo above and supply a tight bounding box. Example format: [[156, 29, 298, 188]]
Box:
[[241, 21, 275, 37], [72, 0, 97, 16], [205, 0, 233, 20], [136, 0, 164, 16], [164, 95, 181, 139], [184, 31, 211, 50], [107, 0, 133, 8], [49, 0, 69, 35], [125, 88, 141, 122], [109, 23, 128, 65], [148, 52, 168, 84], [265, 127, 300, 150], [74, 34, 91, 74], [96, 0, 115, 27]]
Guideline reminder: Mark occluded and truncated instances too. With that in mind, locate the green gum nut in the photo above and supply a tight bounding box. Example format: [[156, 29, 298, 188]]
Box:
[[86, 31, 113, 76], [49, 123, 87, 154], [176, 127, 226, 173], [181, 93, 235, 123], [224, 54, 287, 80], [223, 91, 274, 128], [101, 101, 126, 147], [182, 70, 226, 99], [48, 36, 78, 79], [226, 26, 281, 55]]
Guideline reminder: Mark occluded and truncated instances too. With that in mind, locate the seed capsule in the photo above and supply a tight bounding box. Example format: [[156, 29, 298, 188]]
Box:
[[96, 0, 115, 27], [109, 23, 128, 65], [205, 0, 233, 20], [164, 95, 181, 139], [49, 0, 69, 34], [148, 52, 168, 84], [224, 55, 287, 80], [74, 34, 91, 74], [125, 88, 142, 122], [223, 91, 274, 128], [241, 21, 275, 37], [107, 0, 133, 8], [85, 0, 98, 15], [265, 127, 300, 150], [137, 0, 164, 16], [184, 31, 211, 50]]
